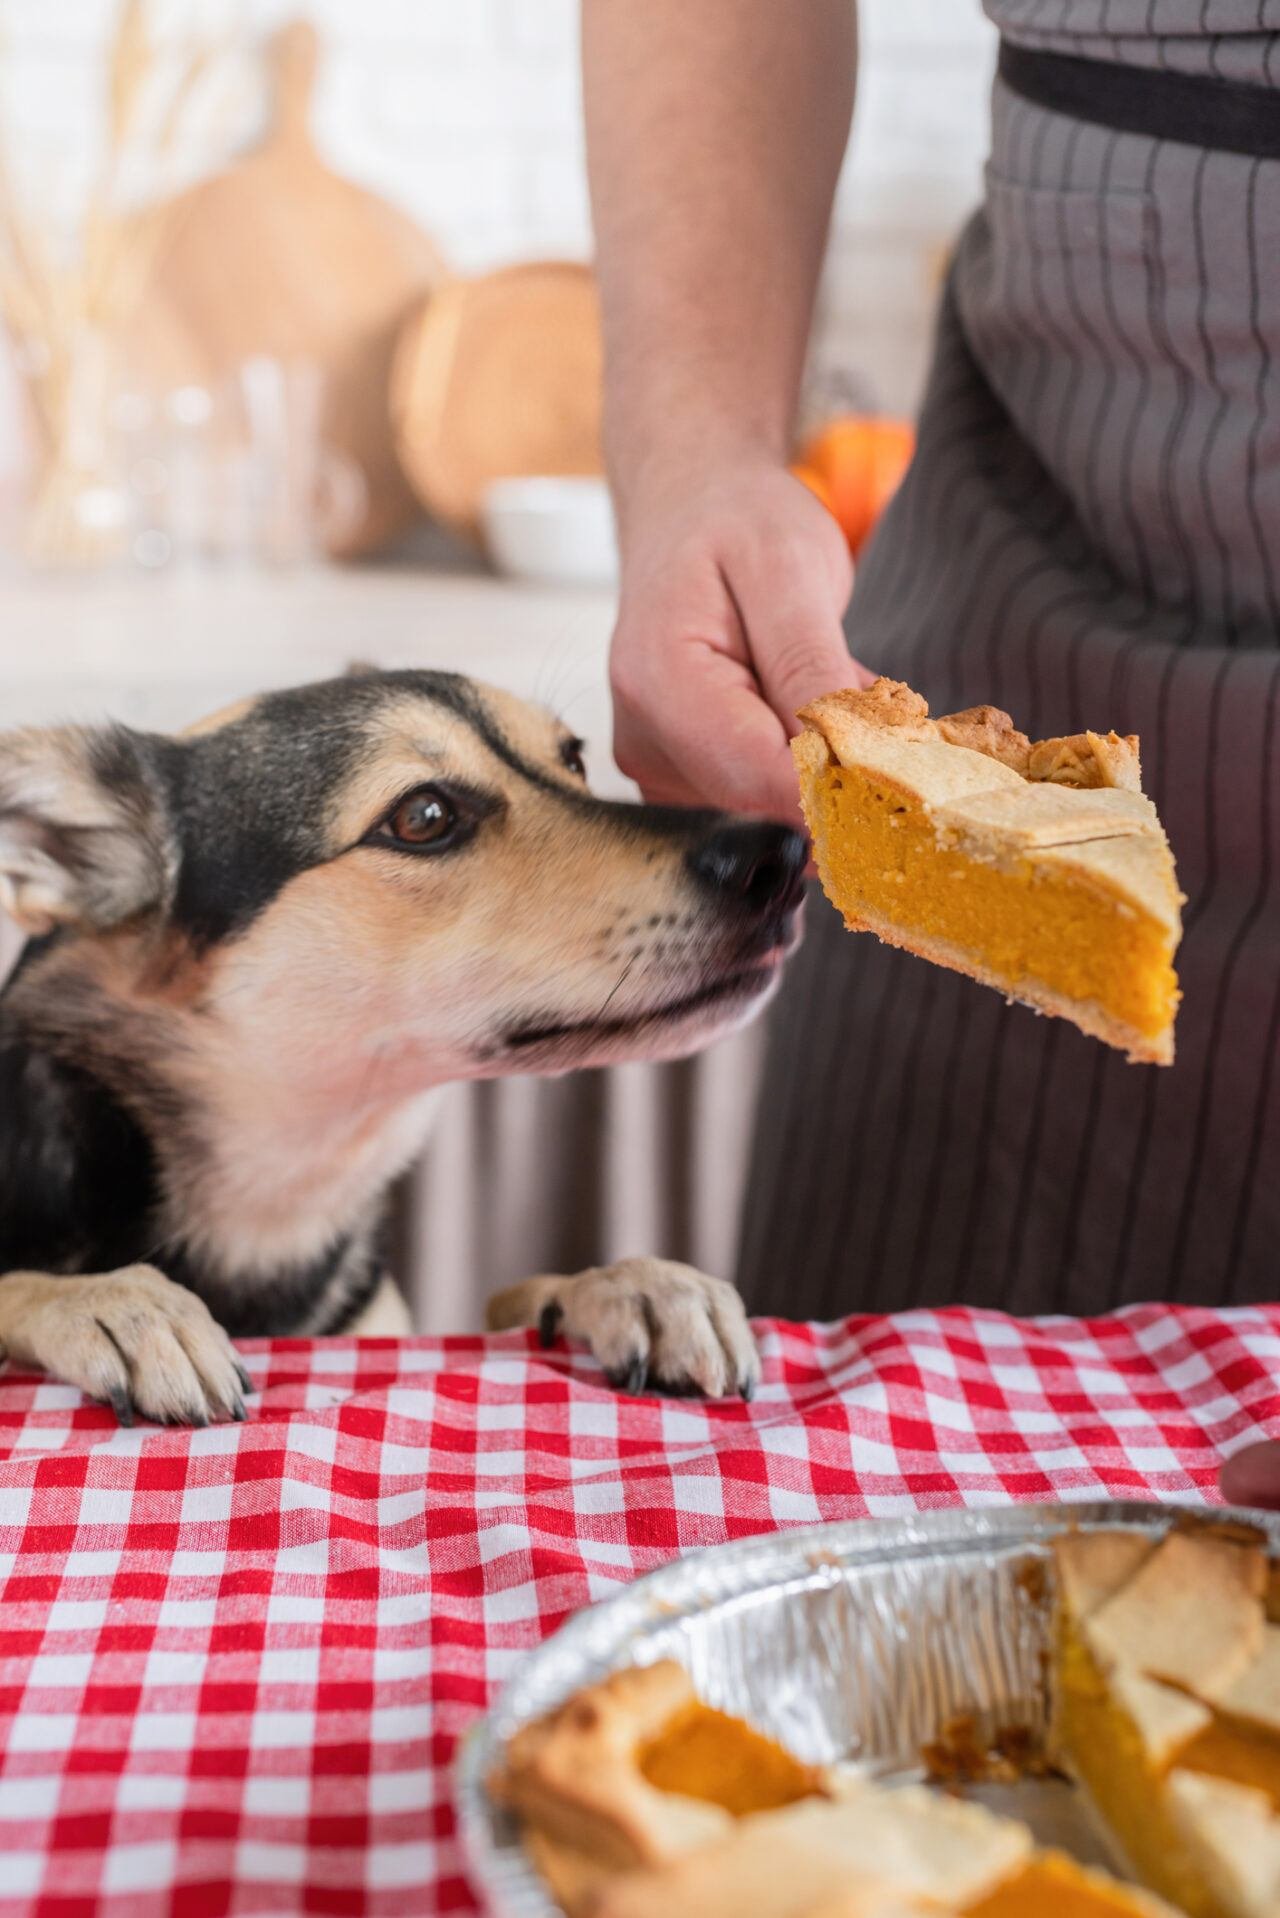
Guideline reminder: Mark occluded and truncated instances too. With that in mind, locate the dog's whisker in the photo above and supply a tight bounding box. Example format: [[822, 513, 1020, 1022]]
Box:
[[555, 683, 594, 720], [595, 955, 639, 1024], [531, 640, 577, 715]]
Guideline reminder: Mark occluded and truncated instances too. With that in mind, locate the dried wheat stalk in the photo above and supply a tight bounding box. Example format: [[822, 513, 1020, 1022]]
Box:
[[0, 0, 234, 566]]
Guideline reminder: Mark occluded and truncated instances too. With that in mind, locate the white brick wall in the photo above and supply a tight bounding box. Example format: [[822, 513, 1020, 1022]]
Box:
[[0, 0, 994, 428]]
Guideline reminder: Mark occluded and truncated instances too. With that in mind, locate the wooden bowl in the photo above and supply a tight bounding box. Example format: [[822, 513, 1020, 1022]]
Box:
[[390, 262, 604, 541]]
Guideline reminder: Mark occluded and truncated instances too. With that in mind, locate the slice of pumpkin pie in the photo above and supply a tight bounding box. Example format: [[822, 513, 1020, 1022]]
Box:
[[793, 679, 1183, 1064], [1052, 1523, 1280, 1918]]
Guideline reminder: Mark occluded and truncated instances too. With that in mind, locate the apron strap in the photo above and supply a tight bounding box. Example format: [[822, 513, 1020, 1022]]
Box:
[[998, 40, 1280, 161]]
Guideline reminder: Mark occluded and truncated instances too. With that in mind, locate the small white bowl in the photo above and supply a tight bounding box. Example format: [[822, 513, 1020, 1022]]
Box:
[[481, 476, 619, 587]]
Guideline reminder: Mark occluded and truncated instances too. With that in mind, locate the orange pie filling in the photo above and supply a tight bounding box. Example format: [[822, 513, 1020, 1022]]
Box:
[[807, 765, 1179, 1049], [1176, 1717, 1280, 1810], [636, 1702, 822, 1816], [963, 1851, 1171, 1916], [1055, 1617, 1230, 1918]]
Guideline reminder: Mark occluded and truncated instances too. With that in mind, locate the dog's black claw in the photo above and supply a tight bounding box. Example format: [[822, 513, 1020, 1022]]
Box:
[[624, 1356, 649, 1397], [231, 1398, 247, 1423], [235, 1361, 253, 1395], [740, 1373, 756, 1402], [605, 1356, 650, 1396], [538, 1302, 564, 1350], [108, 1387, 134, 1428]]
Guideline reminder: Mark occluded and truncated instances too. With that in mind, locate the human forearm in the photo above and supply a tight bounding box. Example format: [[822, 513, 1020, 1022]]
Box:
[[582, 0, 857, 519], [583, 0, 864, 824]]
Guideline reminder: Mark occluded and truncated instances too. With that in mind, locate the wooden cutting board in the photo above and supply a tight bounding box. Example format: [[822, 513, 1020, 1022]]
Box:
[[124, 20, 446, 557], [390, 262, 604, 541]]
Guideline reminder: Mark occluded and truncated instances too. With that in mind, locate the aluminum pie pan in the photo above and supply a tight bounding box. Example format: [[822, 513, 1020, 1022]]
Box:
[[456, 1499, 1280, 1917]]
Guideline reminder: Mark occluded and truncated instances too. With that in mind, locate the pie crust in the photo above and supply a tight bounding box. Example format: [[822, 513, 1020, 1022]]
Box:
[[488, 1660, 826, 1908]]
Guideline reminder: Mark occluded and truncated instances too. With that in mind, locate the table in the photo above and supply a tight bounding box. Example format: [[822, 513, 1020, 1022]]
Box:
[[1, 1306, 1278, 1915]]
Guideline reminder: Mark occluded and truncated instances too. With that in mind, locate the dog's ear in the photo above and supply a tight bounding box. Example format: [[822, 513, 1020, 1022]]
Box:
[[0, 726, 174, 936]]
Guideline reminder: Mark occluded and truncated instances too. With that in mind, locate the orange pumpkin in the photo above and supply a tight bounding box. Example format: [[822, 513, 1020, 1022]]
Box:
[[790, 462, 837, 518], [793, 415, 915, 555]]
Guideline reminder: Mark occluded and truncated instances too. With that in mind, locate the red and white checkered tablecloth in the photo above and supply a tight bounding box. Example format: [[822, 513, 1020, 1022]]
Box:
[[1, 1305, 1279, 1917]]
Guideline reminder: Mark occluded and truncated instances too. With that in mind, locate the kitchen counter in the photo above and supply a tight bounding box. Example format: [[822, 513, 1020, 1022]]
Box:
[[0, 564, 625, 788]]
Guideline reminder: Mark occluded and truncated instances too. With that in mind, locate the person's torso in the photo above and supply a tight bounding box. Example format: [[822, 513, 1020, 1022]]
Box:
[[957, 2, 1280, 642]]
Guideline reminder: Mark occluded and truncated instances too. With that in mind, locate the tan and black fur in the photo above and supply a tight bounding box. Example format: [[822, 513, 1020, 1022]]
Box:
[[0, 670, 805, 1424]]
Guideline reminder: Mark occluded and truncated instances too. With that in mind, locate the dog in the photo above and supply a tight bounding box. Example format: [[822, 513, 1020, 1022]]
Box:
[[0, 669, 805, 1425]]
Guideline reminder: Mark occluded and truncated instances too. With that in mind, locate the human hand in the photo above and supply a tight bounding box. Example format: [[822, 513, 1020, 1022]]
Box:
[[1219, 1440, 1280, 1509], [610, 454, 869, 826]]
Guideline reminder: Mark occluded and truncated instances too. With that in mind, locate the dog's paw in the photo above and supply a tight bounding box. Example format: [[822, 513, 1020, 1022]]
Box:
[[487, 1257, 760, 1400], [0, 1265, 252, 1426]]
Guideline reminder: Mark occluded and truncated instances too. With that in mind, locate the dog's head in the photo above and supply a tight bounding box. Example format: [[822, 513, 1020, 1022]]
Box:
[[0, 670, 805, 1091]]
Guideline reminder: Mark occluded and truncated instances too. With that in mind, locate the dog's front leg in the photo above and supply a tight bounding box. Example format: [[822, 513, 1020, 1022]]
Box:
[[0, 1265, 252, 1426], [486, 1257, 760, 1400]]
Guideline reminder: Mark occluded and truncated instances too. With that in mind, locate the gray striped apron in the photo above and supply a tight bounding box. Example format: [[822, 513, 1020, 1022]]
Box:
[[738, 2, 1280, 1319]]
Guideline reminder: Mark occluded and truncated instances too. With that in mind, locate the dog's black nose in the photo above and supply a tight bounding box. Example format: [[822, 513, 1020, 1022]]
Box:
[[686, 820, 807, 913]]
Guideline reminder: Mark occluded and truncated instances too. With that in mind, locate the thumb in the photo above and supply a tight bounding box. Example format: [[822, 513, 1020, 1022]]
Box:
[[751, 599, 874, 733], [727, 523, 869, 727]]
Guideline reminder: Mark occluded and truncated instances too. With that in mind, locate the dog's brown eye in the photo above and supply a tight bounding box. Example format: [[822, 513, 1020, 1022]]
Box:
[[379, 787, 457, 848], [560, 737, 587, 780]]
